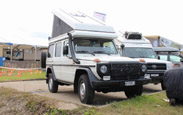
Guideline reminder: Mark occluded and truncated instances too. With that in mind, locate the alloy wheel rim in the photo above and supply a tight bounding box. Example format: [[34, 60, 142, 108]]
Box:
[[80, 82, 86, 100], [49, 78, 53, 90]]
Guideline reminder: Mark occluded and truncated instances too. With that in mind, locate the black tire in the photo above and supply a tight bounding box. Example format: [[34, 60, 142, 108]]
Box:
[[41, 52, 47, 68], [48, 73, 58, 93], [125, 85, 143, 98], [78, 74, 94, 104], [161, 81, 166, 90]]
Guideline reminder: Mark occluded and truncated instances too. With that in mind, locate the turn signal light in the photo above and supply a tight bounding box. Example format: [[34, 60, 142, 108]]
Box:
[[139, 59, 145, 62], [93, 59, 100, 62]]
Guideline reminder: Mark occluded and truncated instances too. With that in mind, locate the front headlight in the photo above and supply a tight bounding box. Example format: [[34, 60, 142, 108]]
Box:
[[141, 64, 147, 72], [100, 65, 108, 74]]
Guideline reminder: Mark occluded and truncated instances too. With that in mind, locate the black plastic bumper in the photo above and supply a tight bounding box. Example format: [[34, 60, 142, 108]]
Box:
[[92, 78, 150, 91], [146, 71, 165, 83]]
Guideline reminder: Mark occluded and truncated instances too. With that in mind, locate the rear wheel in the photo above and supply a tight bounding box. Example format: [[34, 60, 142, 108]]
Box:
[[170, 98, 176, 106], [125, 85, 143, 98], [78, 74, 94, 104], [48, 73, 58, 93]]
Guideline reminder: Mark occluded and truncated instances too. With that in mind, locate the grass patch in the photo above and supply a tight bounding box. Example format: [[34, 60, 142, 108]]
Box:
[[0, 68, 46, 81], [0, 86, 183, 115], [95, 92, 183, 115], [0, 87, 87, 115]]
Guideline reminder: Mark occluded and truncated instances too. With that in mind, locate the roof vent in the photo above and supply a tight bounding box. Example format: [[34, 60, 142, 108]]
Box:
[[124, 32, 142, 40]]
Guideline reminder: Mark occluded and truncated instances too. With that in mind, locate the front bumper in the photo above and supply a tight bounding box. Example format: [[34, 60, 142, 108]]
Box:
[[92, 78, 150, 91], [146, 70, 165, 83]]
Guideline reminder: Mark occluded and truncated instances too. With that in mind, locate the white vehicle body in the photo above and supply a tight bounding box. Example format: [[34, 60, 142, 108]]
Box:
[[114, 32, 172, 87], [45, 10, 149, 104]]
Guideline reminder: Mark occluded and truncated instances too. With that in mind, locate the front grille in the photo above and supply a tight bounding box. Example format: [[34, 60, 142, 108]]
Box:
[[147, 63, 166, 70], [110, 63, 143, 80]]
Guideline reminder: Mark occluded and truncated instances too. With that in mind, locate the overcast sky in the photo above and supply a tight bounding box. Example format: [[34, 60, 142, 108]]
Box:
[[0, 0, 182, 45]]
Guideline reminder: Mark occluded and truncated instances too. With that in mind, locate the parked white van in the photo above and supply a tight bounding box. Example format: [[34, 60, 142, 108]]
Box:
[[42, 10, 149, 104], [115, 32, 172, 90]]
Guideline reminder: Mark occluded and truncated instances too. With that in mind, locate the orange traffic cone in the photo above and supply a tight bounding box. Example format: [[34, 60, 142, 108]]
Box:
[[30, 72, 33, 76], [17, 73, 21, 77], [3, 71, 6, 74], [25, 68, 27, 73], [8, 72, 12, 76]]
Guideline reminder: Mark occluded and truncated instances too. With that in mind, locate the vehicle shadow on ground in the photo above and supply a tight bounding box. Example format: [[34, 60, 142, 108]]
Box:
[[143, 87, 162, 93], [36, 86, 162, 106], [56, 90, 126, 106]]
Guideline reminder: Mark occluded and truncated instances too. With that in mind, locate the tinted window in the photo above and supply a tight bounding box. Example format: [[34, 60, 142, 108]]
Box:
[[55, 42, 61, 57], [48, 45, 54, 58]]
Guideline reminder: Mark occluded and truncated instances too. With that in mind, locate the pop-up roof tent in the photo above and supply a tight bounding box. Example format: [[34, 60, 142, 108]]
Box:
[[51, 9, 117, 39]]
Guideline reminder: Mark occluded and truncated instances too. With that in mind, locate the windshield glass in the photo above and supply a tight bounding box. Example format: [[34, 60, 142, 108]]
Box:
[[124, 48, 156, 58], [73, 38, 118, 54]]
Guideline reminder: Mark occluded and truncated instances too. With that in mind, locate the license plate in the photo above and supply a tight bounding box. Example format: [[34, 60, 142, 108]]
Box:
[[125, 81, 135, 86], [151, 74, 159, 77]]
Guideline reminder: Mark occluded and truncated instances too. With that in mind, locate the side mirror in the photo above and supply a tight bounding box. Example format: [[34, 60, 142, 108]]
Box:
[[121, 44, 125, 49], [180, 59, 183, 62], [47, 52, 51, 58], [63, 46, 68, 55], [48, 36, 51, 40], [158, 56, 160, 60]]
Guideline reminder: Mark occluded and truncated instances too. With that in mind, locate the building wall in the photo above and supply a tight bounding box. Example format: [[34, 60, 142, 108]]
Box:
[[24, 49, 41, 60], [0, 45, 3, 57]]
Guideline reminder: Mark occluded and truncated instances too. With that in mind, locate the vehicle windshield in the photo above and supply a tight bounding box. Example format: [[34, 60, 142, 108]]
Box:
[[73, 38, 118, 55], [158, 54, 183, 62], [123, 48, 156, 58]]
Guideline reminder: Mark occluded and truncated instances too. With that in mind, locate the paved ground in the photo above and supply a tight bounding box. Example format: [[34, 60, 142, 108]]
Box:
[[0, 80, 162, 109]]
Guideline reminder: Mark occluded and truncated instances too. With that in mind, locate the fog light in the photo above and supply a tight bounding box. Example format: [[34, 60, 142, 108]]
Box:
[[103, 76, 111, 81], [145, 74, 150, 79]]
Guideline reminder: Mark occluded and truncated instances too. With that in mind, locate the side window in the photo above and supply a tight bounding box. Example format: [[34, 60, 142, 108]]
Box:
[[55, 42, 62, 57], [48, 45, 54, 58]]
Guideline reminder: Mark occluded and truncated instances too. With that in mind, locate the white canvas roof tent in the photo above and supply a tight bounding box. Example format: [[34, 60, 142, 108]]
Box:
[[51, 9, 118, 40]]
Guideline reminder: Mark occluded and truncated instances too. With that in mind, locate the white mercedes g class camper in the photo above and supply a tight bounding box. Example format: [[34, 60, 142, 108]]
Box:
[[115, 32, 172, 90], [43, 10, 149, 104]]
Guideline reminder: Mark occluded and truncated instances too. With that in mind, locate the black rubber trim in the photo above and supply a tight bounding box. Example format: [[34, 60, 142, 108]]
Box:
[[76, 68, 99, 88], [46, 66, 57, 81], [92, 78, 150, 90]]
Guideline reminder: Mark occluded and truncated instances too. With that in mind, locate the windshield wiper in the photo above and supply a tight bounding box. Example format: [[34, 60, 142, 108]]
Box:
[[92, 51, 110, 55], [76, 51, 95, 56]]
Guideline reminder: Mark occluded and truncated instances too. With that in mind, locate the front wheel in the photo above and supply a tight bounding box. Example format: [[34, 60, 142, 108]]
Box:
[[125, 85, 143, 98], [48, 73, 58, 93], [78, 74, 94, 104]]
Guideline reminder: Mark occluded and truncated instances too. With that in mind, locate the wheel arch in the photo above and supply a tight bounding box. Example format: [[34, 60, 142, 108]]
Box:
[[74, 68, 98, 90], [46, 67, 57, 83]]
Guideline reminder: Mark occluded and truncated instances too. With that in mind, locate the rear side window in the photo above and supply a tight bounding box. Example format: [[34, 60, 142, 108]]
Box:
[[48, 45, 54, 58], [55, 42, 62, 57]]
